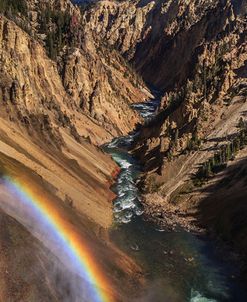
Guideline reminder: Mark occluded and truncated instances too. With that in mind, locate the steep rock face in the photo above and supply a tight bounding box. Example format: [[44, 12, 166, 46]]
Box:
[[133, 0, 235, 90], [0, 12, 144, 301], [0, 6, 149, 145], [0, 15, 117, 227], [135, 2, 247, 175], [193, 149, 247, 257], [85, 0, 246, 92], [3, 0, 149, 142], [61, 38, 147, 138], [0, 15, 106, 145], [83, 0, 155, 58]]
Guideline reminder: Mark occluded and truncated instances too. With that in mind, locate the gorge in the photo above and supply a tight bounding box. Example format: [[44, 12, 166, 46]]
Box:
[[0, 0, 246, 301]]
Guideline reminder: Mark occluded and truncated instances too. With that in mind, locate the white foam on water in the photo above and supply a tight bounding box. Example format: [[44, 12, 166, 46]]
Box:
[[121, 200, 136, 210], [117, 158, 133, 169], [135, 208, 144, 216], [107, 139, 119, 148], [124, 211, 133, 220], [155, 228, 165, 232], [121, 216, 132, 224], [119, 191, 136, 202], [113, 202, 123, 213], [190, 290, 217, 302], [118, 170, 133, 181]]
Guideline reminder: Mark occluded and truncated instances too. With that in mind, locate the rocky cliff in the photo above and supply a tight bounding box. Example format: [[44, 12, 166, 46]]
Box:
[[136, 4, 246, 169], [84, 0, 247, 262], [0, 1, 149, 300], [1, 0, 149, 144], [132, 0, 247, 187], [85, 0, 246, 90]]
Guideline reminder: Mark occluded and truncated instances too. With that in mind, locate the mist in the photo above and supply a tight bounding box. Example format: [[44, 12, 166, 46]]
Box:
[[0, 178, 101, 302]]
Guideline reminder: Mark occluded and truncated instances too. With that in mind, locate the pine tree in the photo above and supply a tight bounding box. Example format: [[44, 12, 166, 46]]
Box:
[[206, 161, 212, 177], [175, 128, 179, 144], [226, 144, 232, 161], [238, 117, 245, 129]]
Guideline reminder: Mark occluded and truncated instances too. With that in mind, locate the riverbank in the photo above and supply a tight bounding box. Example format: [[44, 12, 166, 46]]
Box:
[[139, 142, 247, 236], [137, 145, 247, 289], [142, 191, 202, 233]]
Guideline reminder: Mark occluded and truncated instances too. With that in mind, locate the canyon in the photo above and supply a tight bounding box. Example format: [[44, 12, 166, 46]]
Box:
[[0, 0, 246, 301]]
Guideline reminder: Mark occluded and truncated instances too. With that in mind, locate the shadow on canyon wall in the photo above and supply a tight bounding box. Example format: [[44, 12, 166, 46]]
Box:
[[196, 156, 247, 267]]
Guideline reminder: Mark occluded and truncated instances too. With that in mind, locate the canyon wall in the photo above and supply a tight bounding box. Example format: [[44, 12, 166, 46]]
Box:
[[85, 0, 246, 90], [85, 0, 247, 260], [0, 2, 148, 300]]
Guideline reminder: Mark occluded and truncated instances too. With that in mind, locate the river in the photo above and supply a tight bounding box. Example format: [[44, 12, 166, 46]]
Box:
[[103, 95, 246, 302]]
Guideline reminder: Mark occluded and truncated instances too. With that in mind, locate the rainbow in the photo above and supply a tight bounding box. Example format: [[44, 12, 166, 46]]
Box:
[[1, 175, 114, 302]]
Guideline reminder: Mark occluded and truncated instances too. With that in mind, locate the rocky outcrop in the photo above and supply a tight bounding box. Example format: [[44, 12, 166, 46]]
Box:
[[61, 38, 147, 138], [133, 0, 235, 90], [83, 0, 155, 58], [1, 0, 149, 143], [125, 0, 246, 171], [85, 0, 242, 91]]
